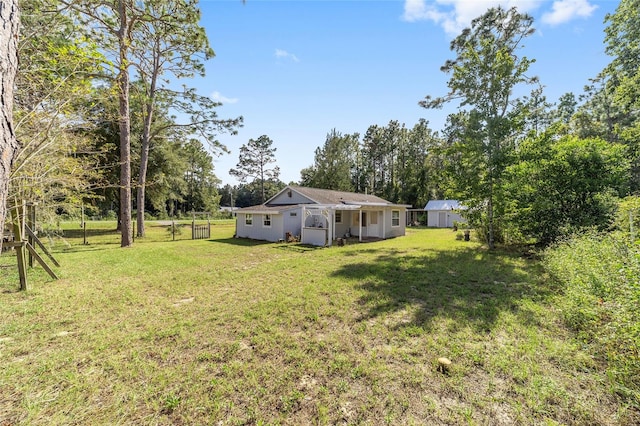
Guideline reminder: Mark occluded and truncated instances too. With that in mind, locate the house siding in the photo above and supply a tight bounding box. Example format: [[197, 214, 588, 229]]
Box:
[[384, 208, 406, 238], [283, 207, 303, 238], [236, 213, 284, 242], [334, 210, 352, 238], [270, 189, 314, 205]]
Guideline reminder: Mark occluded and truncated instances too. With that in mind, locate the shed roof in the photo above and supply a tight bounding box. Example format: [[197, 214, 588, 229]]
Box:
[[424, 200, 463, 211]]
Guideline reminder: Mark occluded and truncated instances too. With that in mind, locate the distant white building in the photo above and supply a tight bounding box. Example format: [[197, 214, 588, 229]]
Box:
[[424, 200, 466, 228], [219, 206, 238, 216]]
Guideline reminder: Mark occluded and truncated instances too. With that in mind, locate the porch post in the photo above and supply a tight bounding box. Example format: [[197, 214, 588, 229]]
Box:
[[301, 206, 305, 242], [382, 209, 386, 239], [332, 208, 336, 241], [359, 209, 362, 242]]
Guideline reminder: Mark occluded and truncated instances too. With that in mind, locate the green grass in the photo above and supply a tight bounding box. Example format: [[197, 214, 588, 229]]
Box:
[[0, 223, 637, 425]]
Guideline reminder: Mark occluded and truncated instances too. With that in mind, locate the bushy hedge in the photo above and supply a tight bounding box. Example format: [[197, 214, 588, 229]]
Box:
[[543, 231, 640, 407]]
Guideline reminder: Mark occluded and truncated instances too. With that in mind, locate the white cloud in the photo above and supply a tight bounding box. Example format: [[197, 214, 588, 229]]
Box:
[[541, 0, 597, 25], [211, 91, 238, 104], [403, 0, 540, 35], [403, 0, 595, 35], [275, 48, 300, 63]]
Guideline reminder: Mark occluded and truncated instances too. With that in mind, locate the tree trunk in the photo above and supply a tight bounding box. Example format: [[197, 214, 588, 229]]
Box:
[[118, 0, 132, 247], [487, 175, 495, 250], [135, 158, 149, 238], [0, 0, 21, 247], [136, 105, 152, 238], [136, 38, 161, 238]]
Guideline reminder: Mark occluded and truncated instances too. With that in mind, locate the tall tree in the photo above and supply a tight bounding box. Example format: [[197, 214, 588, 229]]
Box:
[[398, 119, 443, 208], [59, 0, 148, 247], [230, 135, 280, 204], [362, 125, 385, 196], [182, 139, 221, 213], [421, 7, 537, 248], [131, 0, 240, 237], [556, 92, 577, 124], [0, 0, 21, 242], [301, 129, 358, 192]]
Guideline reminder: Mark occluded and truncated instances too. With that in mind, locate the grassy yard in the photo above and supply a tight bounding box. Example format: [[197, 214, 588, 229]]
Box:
[[0, 223, 636, 425]]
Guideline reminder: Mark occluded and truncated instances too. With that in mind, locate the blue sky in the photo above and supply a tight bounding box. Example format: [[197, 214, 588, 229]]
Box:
[[195, 0, 619, 186]]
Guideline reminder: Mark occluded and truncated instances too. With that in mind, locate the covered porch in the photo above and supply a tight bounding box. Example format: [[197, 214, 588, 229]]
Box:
[[300, 205, 389, 247]]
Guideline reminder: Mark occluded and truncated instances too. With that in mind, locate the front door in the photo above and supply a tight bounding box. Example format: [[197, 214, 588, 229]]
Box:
[[438, 211, 447, 227], [368, 211, 380, 238]]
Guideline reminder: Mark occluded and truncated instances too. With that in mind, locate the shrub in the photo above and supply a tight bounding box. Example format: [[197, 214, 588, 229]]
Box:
[[543, 231, 640, 407]]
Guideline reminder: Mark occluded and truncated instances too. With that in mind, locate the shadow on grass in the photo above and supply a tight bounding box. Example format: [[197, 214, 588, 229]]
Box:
[[58, 228, 119, 239], [207, 237, 272, 247], [274, 243, 323, 253], [57, 245, 118, 254], [331, 246, 547, 333]]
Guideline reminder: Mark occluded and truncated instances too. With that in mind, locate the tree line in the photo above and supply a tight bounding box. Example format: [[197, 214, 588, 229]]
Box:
[[294, 3, 638, 248], [1, 0, 639, 249]]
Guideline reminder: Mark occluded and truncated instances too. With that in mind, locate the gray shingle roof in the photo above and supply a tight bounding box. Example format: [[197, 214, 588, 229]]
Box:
[[285, 186, 391, 205], [238, 186, 404, 213]]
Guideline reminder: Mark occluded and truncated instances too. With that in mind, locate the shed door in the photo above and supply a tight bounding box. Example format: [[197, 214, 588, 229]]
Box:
[[438, 212, 447, 227]]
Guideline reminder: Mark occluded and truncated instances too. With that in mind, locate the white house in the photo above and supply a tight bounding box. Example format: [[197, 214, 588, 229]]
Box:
[[235, 186, 410, 246], [424, 200, 466, 228]]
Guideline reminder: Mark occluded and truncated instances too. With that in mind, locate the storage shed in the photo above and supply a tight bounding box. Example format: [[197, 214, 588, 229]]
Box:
[[424, 200, 466, 228]]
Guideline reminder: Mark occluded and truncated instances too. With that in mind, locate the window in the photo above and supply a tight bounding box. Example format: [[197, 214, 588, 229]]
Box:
[[263, 214, 271, 227], [245, 214, 253, 226], [335, 211, 342, 224], [392, 210, 400, 227]]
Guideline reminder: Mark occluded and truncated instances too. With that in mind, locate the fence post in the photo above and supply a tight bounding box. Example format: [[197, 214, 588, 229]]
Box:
[[27, 203, 36, 268], [11, 207, 28, 291]]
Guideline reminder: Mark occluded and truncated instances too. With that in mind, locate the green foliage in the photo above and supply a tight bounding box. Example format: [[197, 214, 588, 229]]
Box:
[[233, 179, 285, 208], [615, 196, 640, 239], [300, 129, 358, 192], [181, 139, 221, 213], [301, 120, 444, 208], [506, 132, 629, 245], [544, 232, 640, 406], [230, 135, 281, 204], [13, 0, 107, 212], [422, 7, 538, 248]]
